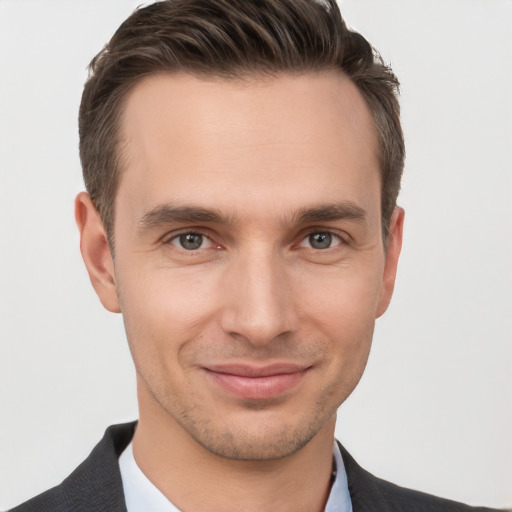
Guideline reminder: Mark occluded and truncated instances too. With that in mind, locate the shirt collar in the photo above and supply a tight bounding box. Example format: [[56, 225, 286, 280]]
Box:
[[325, 441, 353, 512], [119, 440, 352, 512], [119, 442, 179, 512]]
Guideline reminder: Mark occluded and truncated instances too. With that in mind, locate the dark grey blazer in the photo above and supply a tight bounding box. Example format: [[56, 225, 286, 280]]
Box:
[[10, 422, 503, 512]]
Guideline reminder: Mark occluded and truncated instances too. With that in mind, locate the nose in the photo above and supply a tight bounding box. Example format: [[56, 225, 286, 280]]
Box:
[[219, 248, 298, 346]]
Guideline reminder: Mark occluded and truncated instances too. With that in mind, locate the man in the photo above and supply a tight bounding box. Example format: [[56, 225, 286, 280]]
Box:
[[9, 1, 506, 511]]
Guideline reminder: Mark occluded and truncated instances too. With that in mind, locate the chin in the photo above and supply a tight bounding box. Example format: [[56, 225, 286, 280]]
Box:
[[178, 405, 336, 461], [193, 425, 316, 461]]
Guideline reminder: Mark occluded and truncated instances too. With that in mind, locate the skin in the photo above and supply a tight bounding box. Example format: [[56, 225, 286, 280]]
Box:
[[76, 71, 404, 512]]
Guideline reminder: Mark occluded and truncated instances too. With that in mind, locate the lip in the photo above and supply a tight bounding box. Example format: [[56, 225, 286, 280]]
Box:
[[204, 363, 310, 400]]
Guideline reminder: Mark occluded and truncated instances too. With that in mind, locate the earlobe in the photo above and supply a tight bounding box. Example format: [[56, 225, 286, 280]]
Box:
[[75, 192, 120, 313], [376, 207, 404, 318]]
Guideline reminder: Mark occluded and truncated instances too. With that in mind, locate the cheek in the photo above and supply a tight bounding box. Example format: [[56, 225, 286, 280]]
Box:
[[116, 262, 222, 369], [298, 261, 384, 328], [296, 262, 383, 370]]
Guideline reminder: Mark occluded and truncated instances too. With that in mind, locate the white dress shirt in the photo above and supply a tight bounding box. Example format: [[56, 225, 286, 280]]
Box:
[[119, 440, 353, 512]]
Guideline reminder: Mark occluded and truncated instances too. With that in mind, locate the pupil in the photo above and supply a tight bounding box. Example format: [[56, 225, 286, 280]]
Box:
[[180, 233, 203, 250], [310, 232, 331, 249]]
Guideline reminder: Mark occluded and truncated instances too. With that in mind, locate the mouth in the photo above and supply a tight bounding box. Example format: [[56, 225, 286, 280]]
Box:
[[203, 363, 310, 400]]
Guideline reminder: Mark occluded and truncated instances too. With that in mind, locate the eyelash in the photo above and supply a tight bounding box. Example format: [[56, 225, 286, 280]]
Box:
[[299, 232, 344, 250], [165, 230, 215, 250], [163, 229, 348, 252]]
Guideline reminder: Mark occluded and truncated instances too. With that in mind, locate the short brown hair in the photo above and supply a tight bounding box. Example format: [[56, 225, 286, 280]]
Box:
[[79, 0, 404, 247]]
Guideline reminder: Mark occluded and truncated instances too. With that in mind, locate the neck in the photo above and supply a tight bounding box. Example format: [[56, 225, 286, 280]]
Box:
[[133, 381, 337, 512]]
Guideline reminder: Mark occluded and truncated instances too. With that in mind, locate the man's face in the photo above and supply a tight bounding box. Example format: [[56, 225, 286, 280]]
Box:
[[80, 71, 402, 460]]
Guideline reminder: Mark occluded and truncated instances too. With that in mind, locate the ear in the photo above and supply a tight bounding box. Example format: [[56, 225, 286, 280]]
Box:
[[75, 192, 120, 313], [376, 207, 404, 318]]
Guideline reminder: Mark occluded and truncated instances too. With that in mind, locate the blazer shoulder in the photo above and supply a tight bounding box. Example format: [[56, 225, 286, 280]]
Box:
[[337, 442, 505, 512], [9, 422, 136, 512], [9, 485, 64, 512]]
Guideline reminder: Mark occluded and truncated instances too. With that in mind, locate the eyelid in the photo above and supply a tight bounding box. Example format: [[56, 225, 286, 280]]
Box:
[[161, 226, 206, 240], [174, 235, 213, 251], [296, 228, 349, 248], [162, 228, 217, 247], [160, 227, 349, 251], [298, 232, 340, 249]]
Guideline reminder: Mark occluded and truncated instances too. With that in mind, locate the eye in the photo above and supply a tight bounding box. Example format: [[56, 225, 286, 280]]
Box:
[[170, 232, 212, 251], [300, 232, 341, 250]]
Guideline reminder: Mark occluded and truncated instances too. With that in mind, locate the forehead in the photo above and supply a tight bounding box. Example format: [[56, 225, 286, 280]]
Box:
[[117, 71, 380, 224]]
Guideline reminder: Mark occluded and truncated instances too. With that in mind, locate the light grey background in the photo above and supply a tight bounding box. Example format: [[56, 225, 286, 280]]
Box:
[[0, 0, 511, 509]]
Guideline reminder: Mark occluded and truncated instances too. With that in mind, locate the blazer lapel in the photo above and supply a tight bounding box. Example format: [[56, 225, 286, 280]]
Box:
[[57, 422, 136, 512], [338, 442, 395, 512]]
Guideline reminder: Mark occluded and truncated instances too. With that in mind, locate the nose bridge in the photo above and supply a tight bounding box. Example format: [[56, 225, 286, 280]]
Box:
[[220, 244, 296, 345]]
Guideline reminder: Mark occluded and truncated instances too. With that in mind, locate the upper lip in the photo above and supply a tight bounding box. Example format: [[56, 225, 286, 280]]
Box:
[[204, 363, 310, 378]]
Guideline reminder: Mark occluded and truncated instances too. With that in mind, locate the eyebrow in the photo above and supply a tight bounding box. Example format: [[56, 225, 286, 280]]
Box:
[[138, 201, 367, 231], [138, 204, 233, 230], [292, 202, 368, 225]]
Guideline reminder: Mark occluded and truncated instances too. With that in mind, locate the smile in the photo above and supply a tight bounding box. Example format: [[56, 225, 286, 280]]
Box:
[[204, 364, 310, 400]]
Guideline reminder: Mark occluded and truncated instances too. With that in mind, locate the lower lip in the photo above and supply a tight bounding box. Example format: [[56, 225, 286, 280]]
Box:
[[206, 370, 308, 400]]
